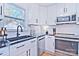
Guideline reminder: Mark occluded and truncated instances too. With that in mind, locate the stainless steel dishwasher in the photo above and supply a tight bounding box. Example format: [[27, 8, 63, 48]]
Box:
[[37, 35, 45, 56]]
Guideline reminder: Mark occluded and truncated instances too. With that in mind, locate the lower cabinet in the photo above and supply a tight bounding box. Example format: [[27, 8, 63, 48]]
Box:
[[38, 36, 45, 55], [10, 40, 28, 56], [10, 38, 37, 56], [45, 35, 55, 52], [29, 38, 37, 56], [0, 46, 9, 56]]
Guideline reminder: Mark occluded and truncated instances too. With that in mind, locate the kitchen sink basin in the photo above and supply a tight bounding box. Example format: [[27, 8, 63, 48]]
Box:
[[7, 35, 33, 42]]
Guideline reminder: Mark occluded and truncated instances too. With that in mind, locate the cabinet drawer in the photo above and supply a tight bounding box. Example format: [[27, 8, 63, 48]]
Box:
[[29, 38, 37, 48], [0, 47, 9, 56], [10, 40, 29, 56]]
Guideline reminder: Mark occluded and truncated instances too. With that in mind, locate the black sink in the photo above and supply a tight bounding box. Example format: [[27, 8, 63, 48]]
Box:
[[7, 35, 32, 42]]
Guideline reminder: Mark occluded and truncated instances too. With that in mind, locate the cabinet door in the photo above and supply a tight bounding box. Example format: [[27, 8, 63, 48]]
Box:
[[29, 38, 37, 56], [45, 35, 55, 52], [39, 7, 47, 25], [30, 47, 37, 56], [76, 4, 79, 16], [56, 3, 65, 16], [28, 4, 39, 24], [64, 3, 76, 15], [76, 4, 79, 24], [47, 5, 56, 25], [38, 37, 45, 55], [0, 47, 9, 56], [10, 41, 28, 56]]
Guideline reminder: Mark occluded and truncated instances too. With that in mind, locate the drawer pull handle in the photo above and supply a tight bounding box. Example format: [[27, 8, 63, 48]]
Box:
[[39, 37, 45, 41], [16, 45, 25, 48], [31, 40, 36, 43]]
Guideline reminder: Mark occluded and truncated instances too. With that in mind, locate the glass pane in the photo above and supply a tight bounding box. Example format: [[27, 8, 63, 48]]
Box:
[[3, 17, 24, 30], [4, 3, 25, 19]]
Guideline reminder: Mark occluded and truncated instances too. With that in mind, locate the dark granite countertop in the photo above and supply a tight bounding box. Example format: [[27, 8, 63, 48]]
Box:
[[37, 34, 46, 38], [6, 35, 36, 45], [0, 41, 7, 48], [0, 35, 36, 48]]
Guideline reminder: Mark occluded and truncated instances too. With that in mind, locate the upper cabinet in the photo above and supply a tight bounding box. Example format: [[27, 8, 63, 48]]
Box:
[[64, 3, 76, 15], [76, 4, 79, 24], [39, 6, 47, 25], [56, 3, 77, 24], [28, 4, 39, 24], [47, 5, 56, 25], [57, 3, 76, 16], [28, 4, 48, 25], [56, 4, 65, 17]]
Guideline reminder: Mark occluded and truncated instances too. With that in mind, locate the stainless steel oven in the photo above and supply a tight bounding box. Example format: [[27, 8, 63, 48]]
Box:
[[55, 37, 78, 55]]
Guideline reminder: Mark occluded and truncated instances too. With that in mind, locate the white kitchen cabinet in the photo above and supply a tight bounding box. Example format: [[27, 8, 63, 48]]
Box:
[[64, 3, 76, 15], [76, 4, 79, 24], [56, 3, 65, 17], [10, 40, 28, 56], [45, 35, 55, 52], [28, 5, 48, 25], [57, 3, 76, 16], [28, 38, 37, 56], [10, 38, 37, 56], [0, 47, 9, 56], [38, 36, 45, 55], [39, 7, 47, 25], [28, 4, 39, 24], [47, 5, 56, 25]]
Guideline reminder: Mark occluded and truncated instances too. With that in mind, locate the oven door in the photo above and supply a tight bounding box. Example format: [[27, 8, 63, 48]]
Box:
[[55, 39, 78, 54]]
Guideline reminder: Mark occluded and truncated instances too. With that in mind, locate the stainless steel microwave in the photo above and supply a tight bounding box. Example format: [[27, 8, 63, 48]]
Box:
[[56, 16, 70, 22], [71, 14, 76, 21]]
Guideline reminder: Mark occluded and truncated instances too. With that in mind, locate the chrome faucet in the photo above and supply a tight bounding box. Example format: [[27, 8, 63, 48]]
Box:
[[17, 25, 23, 37]]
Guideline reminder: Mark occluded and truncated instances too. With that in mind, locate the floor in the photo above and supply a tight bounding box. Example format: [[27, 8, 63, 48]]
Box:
[[41, 51, 75, 56]]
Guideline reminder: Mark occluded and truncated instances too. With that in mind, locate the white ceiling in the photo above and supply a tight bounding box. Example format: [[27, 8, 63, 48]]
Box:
[[39, 3, 56, 6], [14, 3, 56, 9]]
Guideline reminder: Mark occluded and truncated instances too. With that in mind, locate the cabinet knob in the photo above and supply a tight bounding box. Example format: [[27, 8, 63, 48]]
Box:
[[0, 53, 3, 55], [39, 37, 45, 41]]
